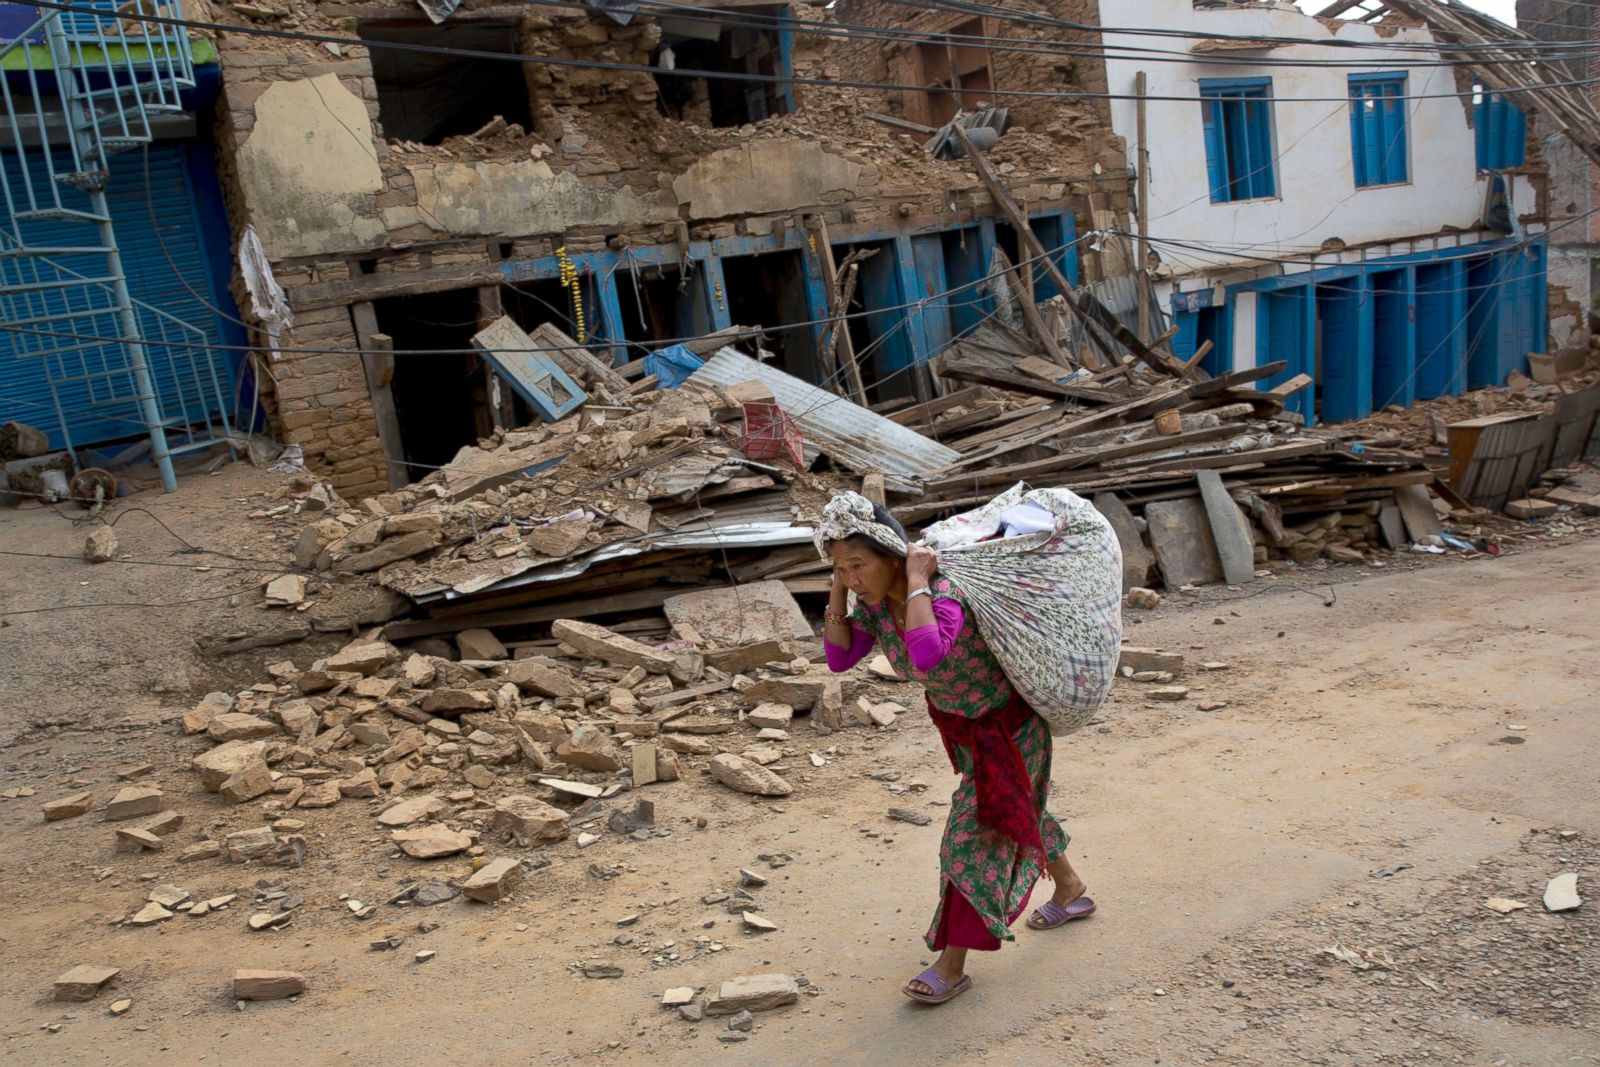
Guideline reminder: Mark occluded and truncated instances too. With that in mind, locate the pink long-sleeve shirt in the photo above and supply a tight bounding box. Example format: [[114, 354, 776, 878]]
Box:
[[824, 597, 966, 674]]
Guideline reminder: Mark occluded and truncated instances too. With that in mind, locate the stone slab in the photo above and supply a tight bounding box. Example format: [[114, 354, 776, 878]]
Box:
[[1394, 484, 1443, 541], [663, 581, 812, 646], [1195, 471, 1255, 586], [1144, 497, 1223, 589], [1093, 492, 1154, 592]]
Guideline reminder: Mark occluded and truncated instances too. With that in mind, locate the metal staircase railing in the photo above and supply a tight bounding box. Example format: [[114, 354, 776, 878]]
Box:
[[1, 0, 230, 491]]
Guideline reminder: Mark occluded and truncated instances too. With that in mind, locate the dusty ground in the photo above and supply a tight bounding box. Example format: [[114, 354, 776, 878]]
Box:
[[0, 465, 1596, 1067]]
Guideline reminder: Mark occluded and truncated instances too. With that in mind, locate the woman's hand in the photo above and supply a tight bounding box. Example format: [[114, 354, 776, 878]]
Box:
[[905, 545, 938, 587]]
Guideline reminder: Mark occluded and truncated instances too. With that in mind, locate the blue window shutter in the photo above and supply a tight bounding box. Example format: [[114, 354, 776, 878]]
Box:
[[1201, 97, 1225, 202], [1475, 87, 1527, 170], [1247, 94, 1274, 197], [1349, 75, 1407, 186]]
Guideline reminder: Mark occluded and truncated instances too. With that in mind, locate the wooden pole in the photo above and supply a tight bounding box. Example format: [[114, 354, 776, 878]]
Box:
[[1135, 70, 1152, 345], [950, 124, 1189, 378], [807, 215, 870, 406]]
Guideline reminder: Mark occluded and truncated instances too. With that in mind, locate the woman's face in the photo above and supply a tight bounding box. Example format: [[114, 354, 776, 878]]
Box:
[[830, 539, 902, 606]]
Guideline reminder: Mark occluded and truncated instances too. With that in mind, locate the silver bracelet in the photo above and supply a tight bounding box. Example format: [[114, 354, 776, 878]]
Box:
[[905, 586, 933, 602]]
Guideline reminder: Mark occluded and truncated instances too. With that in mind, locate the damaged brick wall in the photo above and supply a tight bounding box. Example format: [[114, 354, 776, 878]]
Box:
[[210, 0, 1126, 497]]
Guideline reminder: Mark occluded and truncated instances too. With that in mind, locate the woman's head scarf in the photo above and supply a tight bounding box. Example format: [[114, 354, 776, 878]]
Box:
[[813, 491, 908, 560]]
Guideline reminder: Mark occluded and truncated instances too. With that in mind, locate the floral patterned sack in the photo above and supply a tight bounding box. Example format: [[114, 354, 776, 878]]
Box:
[[921, 483, 1124, 736]]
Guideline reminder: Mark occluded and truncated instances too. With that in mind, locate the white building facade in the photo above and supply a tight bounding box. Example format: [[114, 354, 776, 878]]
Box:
[[1104, 0, 1548, 423]]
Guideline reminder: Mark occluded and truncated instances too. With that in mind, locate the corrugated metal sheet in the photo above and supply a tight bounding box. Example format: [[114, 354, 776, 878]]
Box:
[[0, 142, 240, 447], [418, 520, 814, 605], [686, 348, 961, 492]]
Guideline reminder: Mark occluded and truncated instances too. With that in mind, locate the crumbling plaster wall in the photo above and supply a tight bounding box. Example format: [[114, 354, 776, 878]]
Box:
[[212, 0, 1125, 498]]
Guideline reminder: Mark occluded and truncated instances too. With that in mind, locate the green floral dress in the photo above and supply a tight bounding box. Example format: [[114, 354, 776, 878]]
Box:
[[852, 576, 1070, 948]]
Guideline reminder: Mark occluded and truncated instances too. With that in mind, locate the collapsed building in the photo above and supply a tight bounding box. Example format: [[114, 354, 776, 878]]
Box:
[[206, 0, 1131, 500]]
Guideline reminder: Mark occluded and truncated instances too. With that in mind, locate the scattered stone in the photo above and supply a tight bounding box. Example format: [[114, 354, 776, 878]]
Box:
[[103, 786, 163, 822], [1147, 686, 1189, 702], [128, 902, 172, 926], [219, 759, 274, 804], [662, 986, 696, 1007], [727, 1009, 755, 1032], [502, 660, 578, 698], [887, 807, 932, 827], [583, 961, 625, 979], [1198, 700, 1229, 712], [117, 763, 155, 780], [746, 703, 794, 731], [551, 619, 675, 674], [679, 1003, 705, 1022], [741, 911, 777, 932], [248, 911, 294, 931], [41, 791, 93, 821], [194, 740, 269, 791], [456, 628, 508, 661], [370, 936, 405, 951], [1125, 587, 1162, 609], [493, 795, 570, 845], [420, 689, 494, 716], [739, 867, 768, 888], [415, 950, 436, 964], [114, 827, 164, 853], [378, 794, 446, 827], [392, 824, 472, 859], [54, 965, 120, 1002], [109, 999, 132, 1016], [83, 526, 118, 562], [1544, 872, 1582, 913], [556, 724, 621, 772], [1484, 897, 1529, 914], [147, 885, 190, 908], [867, 702, 899, 728], [631, 743, 659, 788], [233, 970, 305, 1000], [1117, 647, 1185, 675], [1199, 662, 1231, 671], [322, 640, 401, 675], [710, 754, 792, 797], [339, 769, 381, 798], [1505, 498, 1558, 520], [538, 777, 606, 800], [182, 691, 234, 734], [607, 799, 655, 835], [410, 881, 460, 907], [742, 747, 781, 766], [704, 973, 799, 1015], [224, 826, 280, 863], [263, 574, 306, 606], [462, 857, 523, 902], [178, 840, 222, 863], [654, 748, 681, 782]]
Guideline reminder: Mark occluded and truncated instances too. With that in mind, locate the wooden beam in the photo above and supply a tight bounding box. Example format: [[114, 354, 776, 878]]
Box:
[[291, 262, 501, 312], [1135, 70, 1152, 344], [806, 214, 869, 406], [350, 303, 407, 491], [1268, 372, 1314, 398], [950, 124, 1187, 378]]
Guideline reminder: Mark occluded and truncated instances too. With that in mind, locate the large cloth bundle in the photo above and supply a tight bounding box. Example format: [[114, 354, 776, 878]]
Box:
[[921, 483, 1123, 736], [815, 483, 1122, 736]]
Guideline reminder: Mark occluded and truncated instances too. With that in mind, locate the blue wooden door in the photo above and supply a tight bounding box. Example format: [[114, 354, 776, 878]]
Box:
[[1414, 260, 1465, 398], [1371, 268, 1414, 410]]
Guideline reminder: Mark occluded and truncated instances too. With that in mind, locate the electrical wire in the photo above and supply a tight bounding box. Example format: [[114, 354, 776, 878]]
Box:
[[9, 0, 1600, 106]]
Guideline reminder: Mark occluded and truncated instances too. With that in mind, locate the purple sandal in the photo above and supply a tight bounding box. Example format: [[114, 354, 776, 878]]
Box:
[[1026, 895, 1096, 930], [902, 967, 973, 1005]]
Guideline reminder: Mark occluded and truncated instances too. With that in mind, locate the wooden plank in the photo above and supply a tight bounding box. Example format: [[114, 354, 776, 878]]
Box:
[[888, 386, 988, 426], [924, 423, 1240, 494], [1179, 339, 1213, 372], [1268, 373, 1314, 398], [290, 261, 500, 312], [384, 587, 678, 640], [350, 305, 408, 491]]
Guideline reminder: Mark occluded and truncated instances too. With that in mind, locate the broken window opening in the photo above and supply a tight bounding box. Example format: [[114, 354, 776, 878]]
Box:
[[376, 288, 494, 480], [360, 18, 533, 145], [614, 264, 690, 344], [653, 6, 794, 128], [504, 277, 590, 344], [720, 249, 820, 382], [912, 18, 995, 128]]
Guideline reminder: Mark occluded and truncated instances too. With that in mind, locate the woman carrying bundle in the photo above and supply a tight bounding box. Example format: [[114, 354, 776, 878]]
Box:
[[817, 493, 1095, 1006]]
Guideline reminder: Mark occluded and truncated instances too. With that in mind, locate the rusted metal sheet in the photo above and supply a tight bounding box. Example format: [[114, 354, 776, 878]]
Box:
[[1447, 413, 1554, 510], [1549, 382, 1600, 468], [685, 348, 961, 493]]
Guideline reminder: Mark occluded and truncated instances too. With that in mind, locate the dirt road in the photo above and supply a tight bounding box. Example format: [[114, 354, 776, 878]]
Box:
[[0, 479, 1595, 1066]]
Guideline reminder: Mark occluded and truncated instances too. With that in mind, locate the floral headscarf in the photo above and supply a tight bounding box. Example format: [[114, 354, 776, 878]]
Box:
[[813, 491, 908, 560]]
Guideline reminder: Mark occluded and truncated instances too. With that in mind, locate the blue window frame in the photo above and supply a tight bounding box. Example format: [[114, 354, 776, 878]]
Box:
[[1474, 84, 1527, 171], [1348, 73, 1408, 187], [1199, 77, 1276, 203]]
